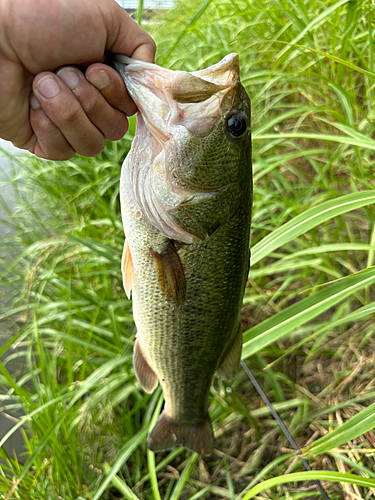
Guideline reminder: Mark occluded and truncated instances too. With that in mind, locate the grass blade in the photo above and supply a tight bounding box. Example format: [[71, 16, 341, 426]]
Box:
[[103, 462, 140, 500], [147, 393, 165, 500], [251, 191, 375, 265], [242, 471, 375, 499], [242, 267, 375, 359], [302, 400, 375, 456], [92, 428, 147, 500], [170, 453, 199, 500]]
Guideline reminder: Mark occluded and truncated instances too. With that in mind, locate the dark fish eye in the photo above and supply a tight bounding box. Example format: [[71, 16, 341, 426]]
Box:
[[226, 114, 247, 138]]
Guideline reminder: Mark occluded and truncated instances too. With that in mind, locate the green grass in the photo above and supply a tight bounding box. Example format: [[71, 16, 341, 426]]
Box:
[[1, 0, 375, 498]]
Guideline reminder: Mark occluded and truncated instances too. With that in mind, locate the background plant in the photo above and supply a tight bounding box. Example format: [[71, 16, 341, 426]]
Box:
[[0, 0, 375, 498]]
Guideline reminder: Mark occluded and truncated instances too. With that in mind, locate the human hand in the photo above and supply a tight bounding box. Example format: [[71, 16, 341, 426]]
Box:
[[0, 0, 155, 160]]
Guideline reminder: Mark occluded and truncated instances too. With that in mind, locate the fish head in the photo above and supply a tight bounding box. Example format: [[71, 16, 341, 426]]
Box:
[[115, 54, 251, 243]]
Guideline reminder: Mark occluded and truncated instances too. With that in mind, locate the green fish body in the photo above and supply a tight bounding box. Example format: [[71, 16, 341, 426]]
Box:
[[115, 54, 252, 455]]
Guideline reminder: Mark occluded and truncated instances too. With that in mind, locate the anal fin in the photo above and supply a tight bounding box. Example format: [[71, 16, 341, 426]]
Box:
[[121, 239, 134, 299], [149, 240, 186, 305], [133, 339, 158, 393], [148, 411, 214, 456], [216, 327, 243, 381]]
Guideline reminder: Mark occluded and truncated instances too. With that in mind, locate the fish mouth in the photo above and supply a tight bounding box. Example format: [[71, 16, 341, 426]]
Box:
[[114, 53, 239, 142]]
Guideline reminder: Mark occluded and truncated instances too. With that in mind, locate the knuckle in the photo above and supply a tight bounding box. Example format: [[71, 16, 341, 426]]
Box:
[[59, 104, 83, 128], [81, 93, 101, 116], [33, 112, 56, 135]]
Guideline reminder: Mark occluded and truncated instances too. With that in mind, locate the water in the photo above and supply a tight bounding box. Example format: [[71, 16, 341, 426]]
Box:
[[0, 139, 26, 462], [0, 139, 22, 234]]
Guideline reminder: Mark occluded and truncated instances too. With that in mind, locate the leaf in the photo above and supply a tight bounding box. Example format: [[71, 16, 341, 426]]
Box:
[[165, 0, 214, 59], [68, 235, 119, 264], [251, 191, 375, 265], [92, 428, 147, 500], [238, 453, 294, 497], [254, 131, 375, 150], [265, 301, 375, 368], [13, 356, 130, 484], [273, 40, 375, 79], [103, 463, 140, 500], [242, 267, 375, 359], [272, 0, 351, 68], [302, 400, 375, 456], [241, 471, 375, 499], [170, 452, 199, 500], [147, 393, 165, 500]]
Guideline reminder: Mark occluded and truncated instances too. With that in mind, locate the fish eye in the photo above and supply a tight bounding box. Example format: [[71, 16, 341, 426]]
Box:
[[226, 114, 247, 138]]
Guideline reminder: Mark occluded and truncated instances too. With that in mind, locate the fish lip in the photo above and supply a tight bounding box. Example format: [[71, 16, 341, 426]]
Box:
[[115, 60, 175, 145], [114, 53, 240, 85]]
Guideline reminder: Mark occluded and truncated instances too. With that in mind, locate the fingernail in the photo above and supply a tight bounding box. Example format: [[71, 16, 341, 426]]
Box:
[[30, 93, 41, 109], [37, 75, 60, 98], [57, 67, 80, 90], [86, 69, 111, 90]]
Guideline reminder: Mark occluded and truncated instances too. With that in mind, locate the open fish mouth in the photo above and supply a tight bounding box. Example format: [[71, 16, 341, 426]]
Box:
[[114, 53, 240, 142]]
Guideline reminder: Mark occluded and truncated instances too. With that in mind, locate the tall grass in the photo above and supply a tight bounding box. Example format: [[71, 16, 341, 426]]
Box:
[[1, 0, 375, 498]]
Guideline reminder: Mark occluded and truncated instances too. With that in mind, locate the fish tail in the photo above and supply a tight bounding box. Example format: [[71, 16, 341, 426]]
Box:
[[148, 412, 214, 455]]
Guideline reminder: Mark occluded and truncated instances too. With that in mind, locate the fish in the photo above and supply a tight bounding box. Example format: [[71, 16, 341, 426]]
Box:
[[114, 53, 252, 455]]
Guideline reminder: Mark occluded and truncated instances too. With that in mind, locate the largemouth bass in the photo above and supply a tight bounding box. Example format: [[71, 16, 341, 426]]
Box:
[[115, 53, 252, 455]]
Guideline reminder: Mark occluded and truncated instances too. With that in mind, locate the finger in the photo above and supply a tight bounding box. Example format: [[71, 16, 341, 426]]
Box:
[[104, 3, 156, 63], [131, 39, 157, 64], [86, 63, 137, 116], [56, 66, 129, 141], [28, 93, 75, 160], [32, 71, 105, 157]]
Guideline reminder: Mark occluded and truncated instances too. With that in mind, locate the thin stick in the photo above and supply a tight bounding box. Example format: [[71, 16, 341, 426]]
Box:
[[240, 360, 330, 500]]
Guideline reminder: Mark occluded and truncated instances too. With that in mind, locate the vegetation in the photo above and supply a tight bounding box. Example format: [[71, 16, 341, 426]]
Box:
[[1, 0, 375, 498]]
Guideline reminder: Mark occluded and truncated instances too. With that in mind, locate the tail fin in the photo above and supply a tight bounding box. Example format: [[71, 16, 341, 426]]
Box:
[[148, 411, 214, 455]]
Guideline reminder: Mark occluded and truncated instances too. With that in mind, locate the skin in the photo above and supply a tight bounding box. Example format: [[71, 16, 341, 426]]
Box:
[[0, 0, 156, 160]]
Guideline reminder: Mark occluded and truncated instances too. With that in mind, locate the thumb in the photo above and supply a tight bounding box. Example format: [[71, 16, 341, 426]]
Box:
[[0, 58, 33, 147], [103, 2, 156, 62]]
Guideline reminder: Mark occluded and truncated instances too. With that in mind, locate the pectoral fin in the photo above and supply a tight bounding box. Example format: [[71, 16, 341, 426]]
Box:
[[149, 240, 186, 304], [133, 339, 158, 393], [216, 327, 243, 381], [122, 239, 134, 299]]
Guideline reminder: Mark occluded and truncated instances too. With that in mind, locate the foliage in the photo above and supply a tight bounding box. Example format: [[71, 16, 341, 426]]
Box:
[[1, 0, 375, 498]]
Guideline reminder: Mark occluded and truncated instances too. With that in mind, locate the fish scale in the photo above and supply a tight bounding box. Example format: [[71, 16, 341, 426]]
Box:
[[115, 53, 252, 455]]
